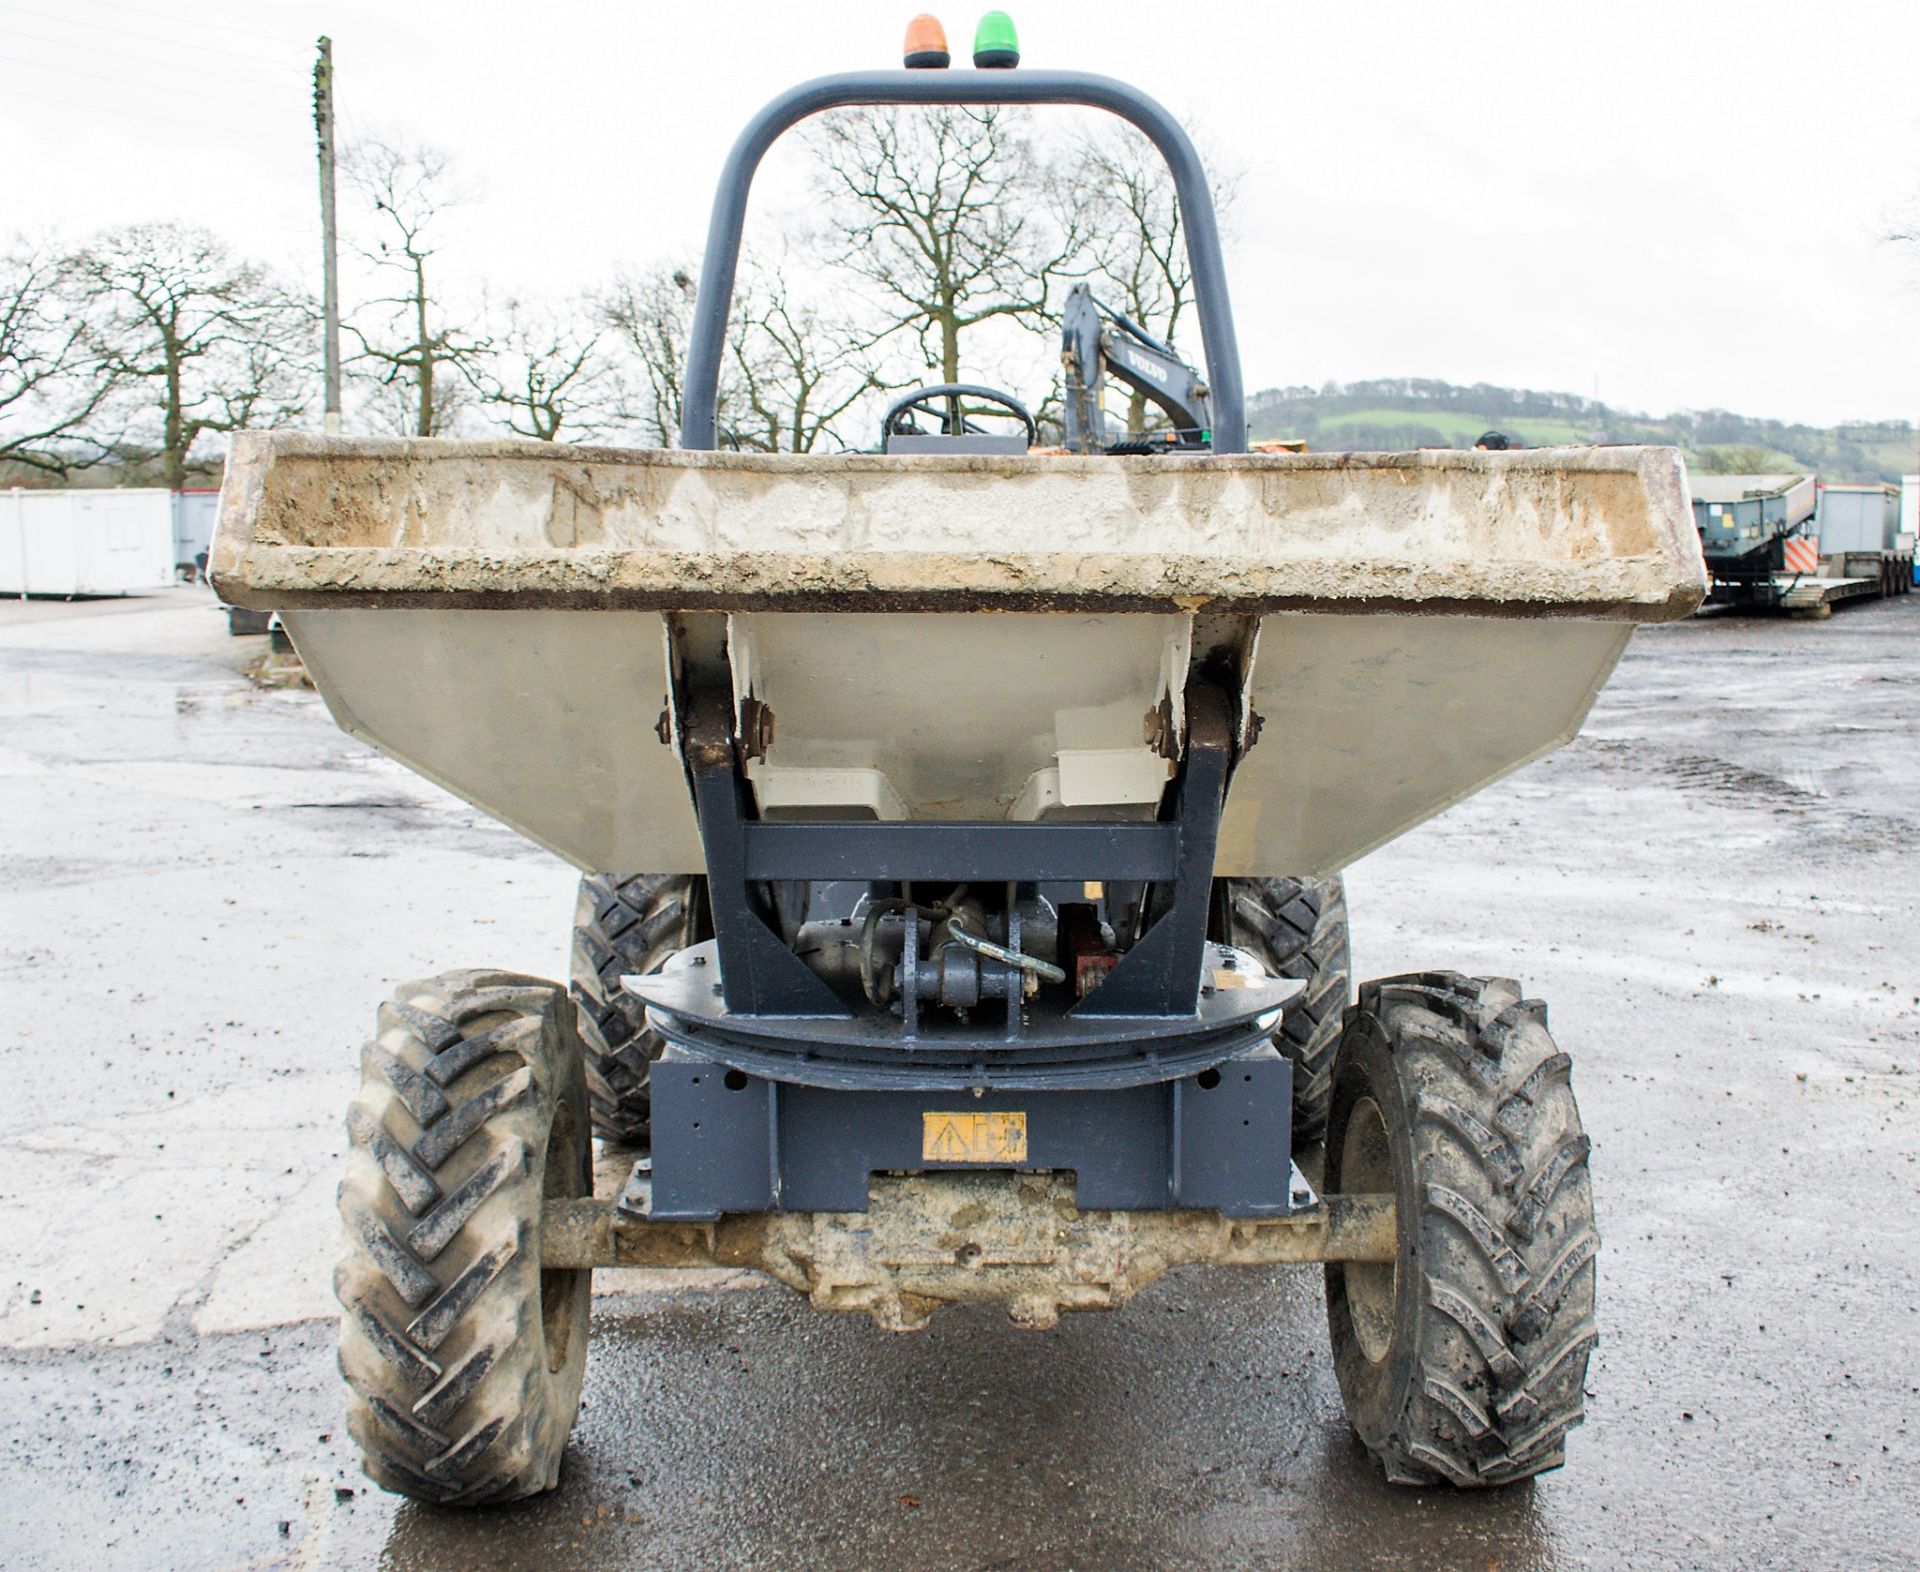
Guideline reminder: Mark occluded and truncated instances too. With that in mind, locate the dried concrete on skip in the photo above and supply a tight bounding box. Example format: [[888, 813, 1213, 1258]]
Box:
[[2, 587, 1917, 1569], [211, 434, 1706, 617]]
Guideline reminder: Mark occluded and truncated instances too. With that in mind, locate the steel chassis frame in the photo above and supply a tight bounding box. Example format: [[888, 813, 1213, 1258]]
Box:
[[623, 672, 1301, 1222]]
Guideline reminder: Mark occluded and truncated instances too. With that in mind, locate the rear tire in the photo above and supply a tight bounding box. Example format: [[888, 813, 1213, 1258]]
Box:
[[1325, 972, 1598, 1487], [1217, 876, 1350, 1144], [570, 873, 708, 1146], [336, 971, 591, 1504]]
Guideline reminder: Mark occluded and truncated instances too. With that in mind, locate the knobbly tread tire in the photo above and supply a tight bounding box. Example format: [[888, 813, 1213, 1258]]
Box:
[[1218, 875, 1351, 1143], [570, 873, 708, 1146], [337, 970, 592, 1504], [1325, 971, 1598, 1488]]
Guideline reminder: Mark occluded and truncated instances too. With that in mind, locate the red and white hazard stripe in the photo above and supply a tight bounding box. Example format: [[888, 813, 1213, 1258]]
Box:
[[1783, 536, 1820, 574]]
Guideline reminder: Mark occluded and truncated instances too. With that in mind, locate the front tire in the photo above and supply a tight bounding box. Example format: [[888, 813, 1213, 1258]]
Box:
[[570, 874, 708, 1146], [336, 971, 591, 1504], [1325, 972, 1598, 1487], [1217, 875, 1350, 1144]]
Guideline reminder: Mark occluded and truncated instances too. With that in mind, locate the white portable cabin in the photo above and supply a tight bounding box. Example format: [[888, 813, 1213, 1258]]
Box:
[[172, 488, 221, 574], [1, 487, 179, 596]]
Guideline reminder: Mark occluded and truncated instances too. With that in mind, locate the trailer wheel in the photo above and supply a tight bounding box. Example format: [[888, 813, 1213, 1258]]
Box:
[[1325, 972, 1597, 1488], [570, 873, 709, 1146], [1217, 876, 1350, 1143], [337, 971, 591, 1504]]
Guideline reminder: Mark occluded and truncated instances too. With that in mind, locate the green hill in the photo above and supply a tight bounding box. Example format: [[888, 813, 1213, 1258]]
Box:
[[1247, 379, 1917, 483]]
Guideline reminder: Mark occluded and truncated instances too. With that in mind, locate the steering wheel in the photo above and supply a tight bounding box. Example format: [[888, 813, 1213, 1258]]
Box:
[[880, 383, 1037, 446]]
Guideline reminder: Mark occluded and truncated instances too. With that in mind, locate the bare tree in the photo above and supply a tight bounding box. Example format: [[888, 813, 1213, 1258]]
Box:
[[0, 242, 117, 476], [599, 263, 695, 445], [1887, 200, 1920, 255], [600, 108, 1218, 454], [726, 252, 884, 452], [1069, 125, 1238, 434], [63, 224, 312, 489], [465, 295, 617, 443], [600, 256, 883, 452], [342, 137, 483, 436], [809, 106, 1085, 385], [601, 262, 752, 446]]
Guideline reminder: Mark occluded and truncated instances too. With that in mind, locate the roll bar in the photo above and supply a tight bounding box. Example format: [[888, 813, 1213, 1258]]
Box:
[[678, 69, 1245, 454]]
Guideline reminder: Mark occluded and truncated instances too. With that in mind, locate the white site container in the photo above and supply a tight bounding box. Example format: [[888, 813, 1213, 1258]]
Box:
[[2, 487, 178, 596], [172, 489, 221, 575]]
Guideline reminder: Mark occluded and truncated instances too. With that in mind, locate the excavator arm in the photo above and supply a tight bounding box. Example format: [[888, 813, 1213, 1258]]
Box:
[[1060, 281, 1213, 454]]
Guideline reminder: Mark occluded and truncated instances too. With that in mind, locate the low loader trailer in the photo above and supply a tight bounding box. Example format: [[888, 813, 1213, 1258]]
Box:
[[213, 33, 1705, 1506], [1690, 474, 1914, 616]]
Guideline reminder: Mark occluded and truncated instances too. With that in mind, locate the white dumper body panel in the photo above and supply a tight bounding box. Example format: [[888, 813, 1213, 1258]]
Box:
[[211, 435, 1704, 879]]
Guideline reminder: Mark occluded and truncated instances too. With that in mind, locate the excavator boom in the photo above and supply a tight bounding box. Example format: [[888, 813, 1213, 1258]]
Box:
[[1060, 281, 1213, 454]]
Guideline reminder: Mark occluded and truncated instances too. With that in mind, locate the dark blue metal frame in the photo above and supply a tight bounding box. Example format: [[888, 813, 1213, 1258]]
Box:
[[644, 1050, 1297, 1220], [678, 69, 1245, 454], [629, 940, 1295, 1091], [680, 677, 1238, 1023], [741, 820, 1177, 883]]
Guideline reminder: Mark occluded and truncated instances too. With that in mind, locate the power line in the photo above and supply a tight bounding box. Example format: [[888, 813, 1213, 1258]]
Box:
[[0, 22, 303, 93], [0, 51, 297, 117], [0, 1, 303, 70], [67, 0, 301, 49], [0, 82, 308, 146]]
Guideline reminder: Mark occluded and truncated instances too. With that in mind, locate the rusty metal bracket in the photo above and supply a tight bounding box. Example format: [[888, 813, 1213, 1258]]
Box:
[[682, 682, 849, 1016], [1073, 678, 1233, 1015]]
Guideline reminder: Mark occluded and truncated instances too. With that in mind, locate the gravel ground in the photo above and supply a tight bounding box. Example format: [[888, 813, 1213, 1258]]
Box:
[[1, 585, 1915, 1571]]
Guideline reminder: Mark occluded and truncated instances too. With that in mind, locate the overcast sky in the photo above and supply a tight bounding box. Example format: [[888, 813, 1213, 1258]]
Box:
[[5, 0, 1917, 427]]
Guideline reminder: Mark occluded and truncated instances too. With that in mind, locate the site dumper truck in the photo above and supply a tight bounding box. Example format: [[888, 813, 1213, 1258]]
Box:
[[212, 37, 1706, 1505], [1688, 472, 1817, 608]]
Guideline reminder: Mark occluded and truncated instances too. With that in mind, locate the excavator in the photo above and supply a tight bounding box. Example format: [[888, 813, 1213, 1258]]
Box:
[[1059, 281, 1214, 454]]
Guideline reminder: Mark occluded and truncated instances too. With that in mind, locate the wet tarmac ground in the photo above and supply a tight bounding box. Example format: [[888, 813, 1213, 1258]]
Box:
[[1, 587, 1916, 1570]]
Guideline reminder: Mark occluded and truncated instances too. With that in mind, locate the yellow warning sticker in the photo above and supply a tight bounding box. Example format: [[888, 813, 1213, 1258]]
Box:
[[922, 1111, 1028, 1163]]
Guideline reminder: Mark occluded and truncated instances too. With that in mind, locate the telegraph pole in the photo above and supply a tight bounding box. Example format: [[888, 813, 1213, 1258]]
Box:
[[313, 36, 342, 435]]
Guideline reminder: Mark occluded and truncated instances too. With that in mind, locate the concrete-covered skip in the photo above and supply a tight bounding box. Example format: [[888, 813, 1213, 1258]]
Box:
[[208, 435, 1706, 880]]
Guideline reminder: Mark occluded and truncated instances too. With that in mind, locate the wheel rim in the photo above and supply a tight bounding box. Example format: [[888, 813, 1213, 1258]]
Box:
[[538, 1098, 586, 1374], [1341, 1093, 1397, 1364]]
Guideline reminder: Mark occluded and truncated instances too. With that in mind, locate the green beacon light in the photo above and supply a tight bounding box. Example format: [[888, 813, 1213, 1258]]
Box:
[[972, 10, 1019, 68]]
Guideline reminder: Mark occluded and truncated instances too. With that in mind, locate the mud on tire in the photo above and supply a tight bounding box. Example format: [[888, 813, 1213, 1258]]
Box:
[[337, 971, 591, 1504], [1325, 972, 1598, 1488], [1217, 876, 1351, 1143], [570, 874, 708, 1146]]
